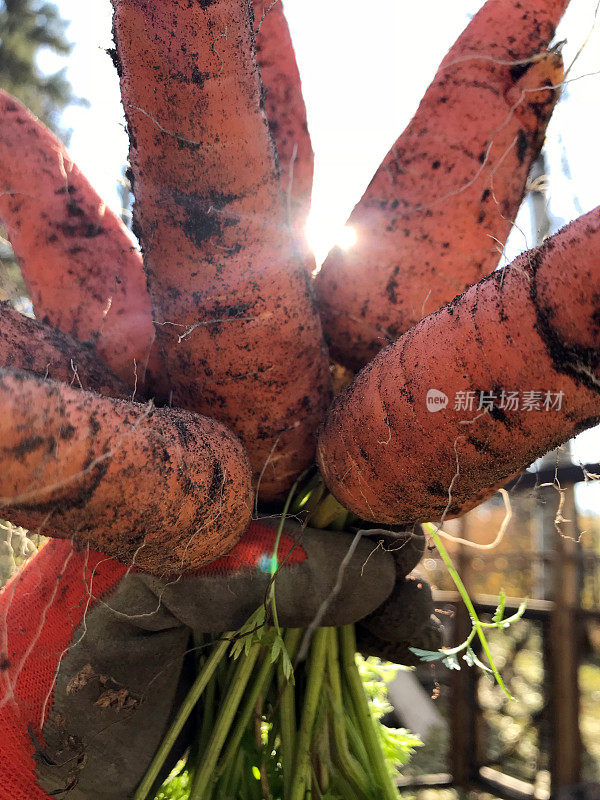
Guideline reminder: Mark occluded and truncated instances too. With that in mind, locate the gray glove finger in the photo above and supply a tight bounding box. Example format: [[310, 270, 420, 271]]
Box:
[[357, 614, 444, 666], [365, 525, 426, 579], [360, 577, 433, 644], [146, 520, 396, 632]]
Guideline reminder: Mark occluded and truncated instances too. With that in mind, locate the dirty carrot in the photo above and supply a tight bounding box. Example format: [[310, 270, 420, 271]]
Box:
[[253, 0, 314, 229], [315, 0, 568, 370], [0, 301, 129, 398], [0, 368, 253, 575], [317, 204, 600, 524], [0, 91, 164, 393], [113, 0, 330, 500]]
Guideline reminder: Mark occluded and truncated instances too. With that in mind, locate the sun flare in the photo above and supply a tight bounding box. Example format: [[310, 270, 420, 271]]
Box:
[[306, 217, 357, 269]]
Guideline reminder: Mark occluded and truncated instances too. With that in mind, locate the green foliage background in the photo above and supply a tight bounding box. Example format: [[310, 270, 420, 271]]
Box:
[[0, 0, 72, 130], [0, 0, 74, 302]]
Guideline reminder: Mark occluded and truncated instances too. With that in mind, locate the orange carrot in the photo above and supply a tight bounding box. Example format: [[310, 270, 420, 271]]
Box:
[[0, 368, 253, 576], [113, 0, 331, 499], [0, 92, 164, 393], [253, 0, 314, 229], [315, 0, 567, 370], [0, 301, 129, 398], [317, 205, 600, 525]]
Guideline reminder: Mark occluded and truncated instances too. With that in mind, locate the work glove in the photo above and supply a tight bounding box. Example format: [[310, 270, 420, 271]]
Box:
[[354, 526, 444, 666], [0, 518, 439, 800]]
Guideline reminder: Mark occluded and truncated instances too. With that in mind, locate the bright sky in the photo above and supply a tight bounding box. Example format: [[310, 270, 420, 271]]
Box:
[[36, 0, 600, 509]]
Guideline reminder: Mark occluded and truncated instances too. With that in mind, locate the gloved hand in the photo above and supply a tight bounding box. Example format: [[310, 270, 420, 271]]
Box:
[[0, 518, 438, 800], [354, 527, 443, 665]]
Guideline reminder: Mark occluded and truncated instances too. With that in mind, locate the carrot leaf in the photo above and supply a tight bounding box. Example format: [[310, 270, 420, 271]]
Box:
[[492, 589, 507, 624]]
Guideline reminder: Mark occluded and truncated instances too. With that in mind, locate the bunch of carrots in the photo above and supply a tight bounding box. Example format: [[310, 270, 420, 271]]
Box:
[[1, 0, 599, 795]]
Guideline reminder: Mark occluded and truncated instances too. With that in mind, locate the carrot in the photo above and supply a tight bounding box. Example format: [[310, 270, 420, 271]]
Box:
[[314, 0, 567, 371], [113, 0, 331, 500], [317, 205, 600, 525], [0, 368, 253, 576], [0, 301, 129, 398], [253, 0, 314, 229], [0, 91, 164, 393]]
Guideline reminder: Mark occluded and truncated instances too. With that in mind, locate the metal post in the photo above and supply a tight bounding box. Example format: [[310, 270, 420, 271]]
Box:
[[448, 517, 483, 788], [547, 477, 582, 788]]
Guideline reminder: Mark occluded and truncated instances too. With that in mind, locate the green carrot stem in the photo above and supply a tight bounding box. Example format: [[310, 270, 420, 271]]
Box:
[[189, 641, 261, 799], [311, 763, 327, 799], [221, 649, 239, 690], [325, 628, 372, 799], [217, 741, 243, 800], [279, 628, 302, 799], [330, 764, 363, 800], [441, 627, 476, 656], [186, 633, 211, 782], [194, 664, 216, 765], [133, 633, 232, 800], [339, 626, 398, 800], [192, 631, 205, 669], [309, 493, 347, 530], [226, 751, 244, 799], [329, 510, 349, 531], [342, 704, 373, 785], [291, 471, 324, 515], [298, 483, 325, 519], [215, 769, 230, 799], [290, 627, 329, 800], [311, 692, 330, 794], [424, 523, 513, 698], [255, 695, 272, 800], [340, 662, 373, 776], [270, 475, 303, 635], [217, 650, 276, 778]]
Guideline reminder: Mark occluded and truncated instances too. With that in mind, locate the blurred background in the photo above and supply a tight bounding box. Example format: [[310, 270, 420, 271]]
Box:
[[1, 0, 600, 797]]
